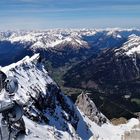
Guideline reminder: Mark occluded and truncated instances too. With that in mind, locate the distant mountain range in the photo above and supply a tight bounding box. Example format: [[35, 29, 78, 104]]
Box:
[[1, 29, 140, 67]]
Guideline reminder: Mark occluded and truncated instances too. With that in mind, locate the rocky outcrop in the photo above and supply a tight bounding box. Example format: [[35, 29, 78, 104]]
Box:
[[76, 93, 107, 125], [0, 71, 7, 92]]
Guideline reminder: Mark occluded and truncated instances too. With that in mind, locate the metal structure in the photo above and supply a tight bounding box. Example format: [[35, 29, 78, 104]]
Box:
[[0, 75, 24, 140], [0, 71, 7, 92]]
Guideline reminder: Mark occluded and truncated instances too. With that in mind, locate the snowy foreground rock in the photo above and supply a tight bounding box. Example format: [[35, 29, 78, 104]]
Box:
[[0, 54, 139, 140]]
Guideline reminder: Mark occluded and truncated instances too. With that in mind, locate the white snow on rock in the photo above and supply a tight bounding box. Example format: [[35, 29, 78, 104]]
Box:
[[3, 31, 88, 50], [1, 54, 51, 102], [0, 54, 139, 140], [77, 109, 139, 140], [22, 116, 75, 140], [115, 34, 140, 56], [0, 54, 80, 140], [1, 29, 140, 51]]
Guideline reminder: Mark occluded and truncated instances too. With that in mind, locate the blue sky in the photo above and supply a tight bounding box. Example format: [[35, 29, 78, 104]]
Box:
[[0, 0, 140, 29]]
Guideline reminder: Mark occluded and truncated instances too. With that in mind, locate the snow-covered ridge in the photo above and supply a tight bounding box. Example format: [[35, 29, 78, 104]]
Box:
[[115, 35, 140, 56], [6, 32, 88, 49], [0, 54, 79, 140], [1, 53, 40, 72], [123, 35, 140, 55], [1, 29, 140, 50], [0, 54, 94, 140], [1, 54, 53, 104], [0, 54, 139, 140]]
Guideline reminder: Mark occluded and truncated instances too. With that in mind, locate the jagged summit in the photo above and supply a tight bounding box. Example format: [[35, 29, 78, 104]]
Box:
[[1, 29, 140, 50], [0, 30, 88, 50], [1, 29, 140, 67], [115, 34, 140, 56], [76, 93, 107, 125], [1, 53, 40, 72]]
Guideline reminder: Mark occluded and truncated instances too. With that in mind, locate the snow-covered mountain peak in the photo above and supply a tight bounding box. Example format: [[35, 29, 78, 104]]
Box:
[[9, 33, 37, 43], [2, 28, 140, 51], [55, 37, 88, 48], [106, 30, 122, 38], [115, 34, 140, 56], [5, 31, 88, 50], [128, 34, 138, 39], [1, 54, 51, 104], [1, 54, 40, 72]]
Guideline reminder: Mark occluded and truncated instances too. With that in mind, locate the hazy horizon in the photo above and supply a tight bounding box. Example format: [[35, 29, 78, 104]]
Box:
[[0, 0, 140, 30]]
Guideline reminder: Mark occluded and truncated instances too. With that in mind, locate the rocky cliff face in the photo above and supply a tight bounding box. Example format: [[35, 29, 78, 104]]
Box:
[[76, 93, 107, 125]]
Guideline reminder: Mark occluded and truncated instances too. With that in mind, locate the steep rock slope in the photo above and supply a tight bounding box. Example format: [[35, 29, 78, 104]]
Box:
[[75, 93, 140, 140], [76, 93, 107, 125], [0, 54, 80, 140], [64, 35, 140, 94]]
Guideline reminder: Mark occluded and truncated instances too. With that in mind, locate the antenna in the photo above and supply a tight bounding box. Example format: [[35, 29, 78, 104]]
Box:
[[0, 71, 7, 92]]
